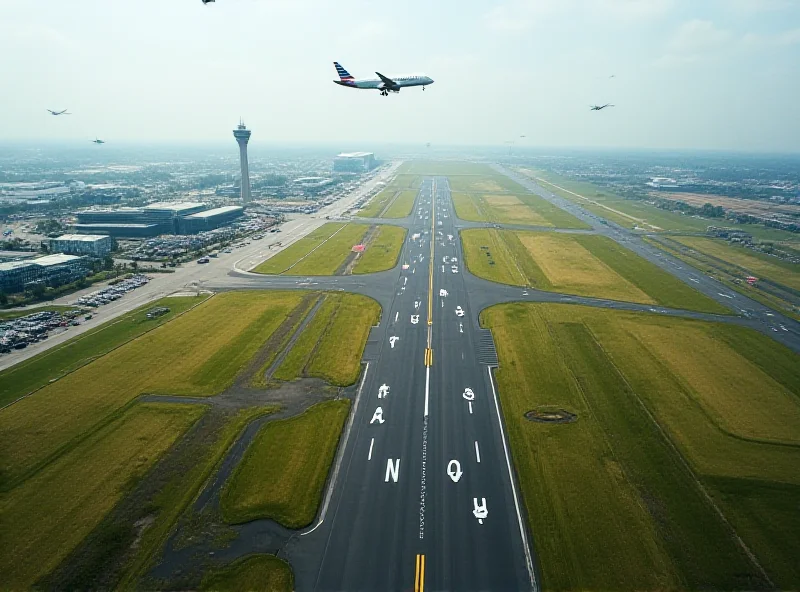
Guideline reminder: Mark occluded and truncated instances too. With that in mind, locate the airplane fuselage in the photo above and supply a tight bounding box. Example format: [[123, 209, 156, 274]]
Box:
[[334, 74, 433, 92]]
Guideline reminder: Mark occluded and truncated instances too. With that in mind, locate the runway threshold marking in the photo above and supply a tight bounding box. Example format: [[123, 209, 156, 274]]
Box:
[[414, 554, 426, 592]]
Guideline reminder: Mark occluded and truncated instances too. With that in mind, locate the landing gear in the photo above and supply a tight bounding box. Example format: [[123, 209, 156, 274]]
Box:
[[380, 89, 389, 96]]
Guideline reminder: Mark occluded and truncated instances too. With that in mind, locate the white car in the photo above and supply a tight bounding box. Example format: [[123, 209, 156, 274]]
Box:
[[455, 306, 465, 317]]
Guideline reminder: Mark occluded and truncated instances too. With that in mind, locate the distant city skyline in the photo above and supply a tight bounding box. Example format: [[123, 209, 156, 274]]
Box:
[[1, 0, 799, 151]]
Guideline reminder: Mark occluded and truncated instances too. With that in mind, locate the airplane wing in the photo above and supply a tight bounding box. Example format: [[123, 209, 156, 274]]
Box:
[[375, 72, 397, 86]]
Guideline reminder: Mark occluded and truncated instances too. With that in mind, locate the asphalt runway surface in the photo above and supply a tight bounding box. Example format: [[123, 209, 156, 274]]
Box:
[[284, 178, 535, 591]]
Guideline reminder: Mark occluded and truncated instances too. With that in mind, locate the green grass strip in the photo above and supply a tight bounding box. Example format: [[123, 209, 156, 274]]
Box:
[[220, 400, 350, 528]]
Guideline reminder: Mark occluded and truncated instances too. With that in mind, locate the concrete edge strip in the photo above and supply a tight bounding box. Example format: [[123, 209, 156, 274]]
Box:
[[302, 361, 370, 536]]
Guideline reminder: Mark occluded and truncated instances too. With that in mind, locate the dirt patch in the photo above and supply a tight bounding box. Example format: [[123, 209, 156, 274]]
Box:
[[525, 407, 577, 424]]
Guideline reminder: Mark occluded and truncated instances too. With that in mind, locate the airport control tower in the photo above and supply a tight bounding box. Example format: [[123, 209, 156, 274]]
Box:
[[233, 119, 252, 203]]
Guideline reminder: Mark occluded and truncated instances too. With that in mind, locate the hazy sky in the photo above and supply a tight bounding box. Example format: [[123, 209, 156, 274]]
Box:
[[1, 0, 799, 151]]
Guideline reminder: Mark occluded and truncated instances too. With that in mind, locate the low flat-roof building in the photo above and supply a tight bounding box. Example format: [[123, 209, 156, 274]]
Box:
[[73, 201, 243, 237], [49, 234, 112, 257], [178, 205, 245, 234]]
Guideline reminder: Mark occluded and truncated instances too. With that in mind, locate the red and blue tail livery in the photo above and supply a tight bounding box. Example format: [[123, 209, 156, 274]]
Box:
[[332, 61, 433, 96], [334, 62, 356, 85]]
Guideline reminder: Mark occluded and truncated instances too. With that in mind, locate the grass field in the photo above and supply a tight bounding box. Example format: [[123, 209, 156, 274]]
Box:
[[352, 225, 406, 274], [357, 187, 396, 218], [118, 406, 280, 588], [382, 190, 417, 218], [200, 554, 293, 592], [201, 554, 292, 591], [672, 236, 800, 291], [274, 293, 379, 386], [462, 229, 729, 313], [0, 292, 305, 486], [221, 399, 350, 527], [0, 402, 205, 590], [358, 171, 421, 218], [483, 303, 800, 589], [252, 223, 371, 275], [0, 295, 207, 409], [452, 192, 485, 221], [0, 304, 86, 321]]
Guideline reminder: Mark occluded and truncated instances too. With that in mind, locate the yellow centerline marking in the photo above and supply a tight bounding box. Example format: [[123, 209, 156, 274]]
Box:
[[425, 180, 436, 366], [415, 554, 426, 592]]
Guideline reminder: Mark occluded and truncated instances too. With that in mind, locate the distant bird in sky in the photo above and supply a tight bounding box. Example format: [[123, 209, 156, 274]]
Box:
[[47, 109, 70, 116], [590, 104, 614, 111], [90, 138, 105, 144], [520, 135, 526, 138], [609, 74, 616, 78], [201, 0, 215, 4]]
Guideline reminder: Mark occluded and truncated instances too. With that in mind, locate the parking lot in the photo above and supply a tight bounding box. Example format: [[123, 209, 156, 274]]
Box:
[[0, 309, 84, 354], [75, 274, 150, 308]]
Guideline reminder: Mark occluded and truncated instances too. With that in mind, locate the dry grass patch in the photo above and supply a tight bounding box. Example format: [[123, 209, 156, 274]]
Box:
[[519, 233, 655, 303], [626, 322, 800, 445]]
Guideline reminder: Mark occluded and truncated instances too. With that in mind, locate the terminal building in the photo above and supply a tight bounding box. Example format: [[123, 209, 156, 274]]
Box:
[[333, 152, 377, 173], [72, 201, 243, 238], [49, 234, 112, 257], [0, 254, 89, 293]]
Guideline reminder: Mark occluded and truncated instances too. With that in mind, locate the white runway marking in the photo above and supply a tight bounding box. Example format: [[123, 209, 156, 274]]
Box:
[[370, 407, 385, 424], [368, 437, 374, 460], [447, 459, 463, 483], [475, 441, 481, 463], [395, 311, 399, 323], [385, 458, 400, 482], [468, 401, 473, 414], [424, 366, 430, 418]]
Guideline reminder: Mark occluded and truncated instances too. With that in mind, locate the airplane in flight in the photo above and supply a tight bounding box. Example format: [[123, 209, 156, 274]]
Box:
[[590, 104, 614, 111], [47, 109, 70, 116], [332, 62, 434, 96], [90, 138, 105, 144]]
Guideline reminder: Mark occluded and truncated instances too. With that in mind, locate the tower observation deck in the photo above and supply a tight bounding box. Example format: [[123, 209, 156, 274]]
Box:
[[233, 119, 252, 203]]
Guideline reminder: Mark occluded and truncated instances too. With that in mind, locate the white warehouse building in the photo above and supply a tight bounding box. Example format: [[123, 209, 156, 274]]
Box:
[[333, 152, 377, 172]]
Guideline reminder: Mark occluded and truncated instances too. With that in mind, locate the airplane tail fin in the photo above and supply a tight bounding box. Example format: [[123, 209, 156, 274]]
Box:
[[333, 61, 355, 81]]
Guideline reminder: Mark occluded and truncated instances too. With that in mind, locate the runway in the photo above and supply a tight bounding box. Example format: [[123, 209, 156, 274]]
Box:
[[288, 178, 536, 591]]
